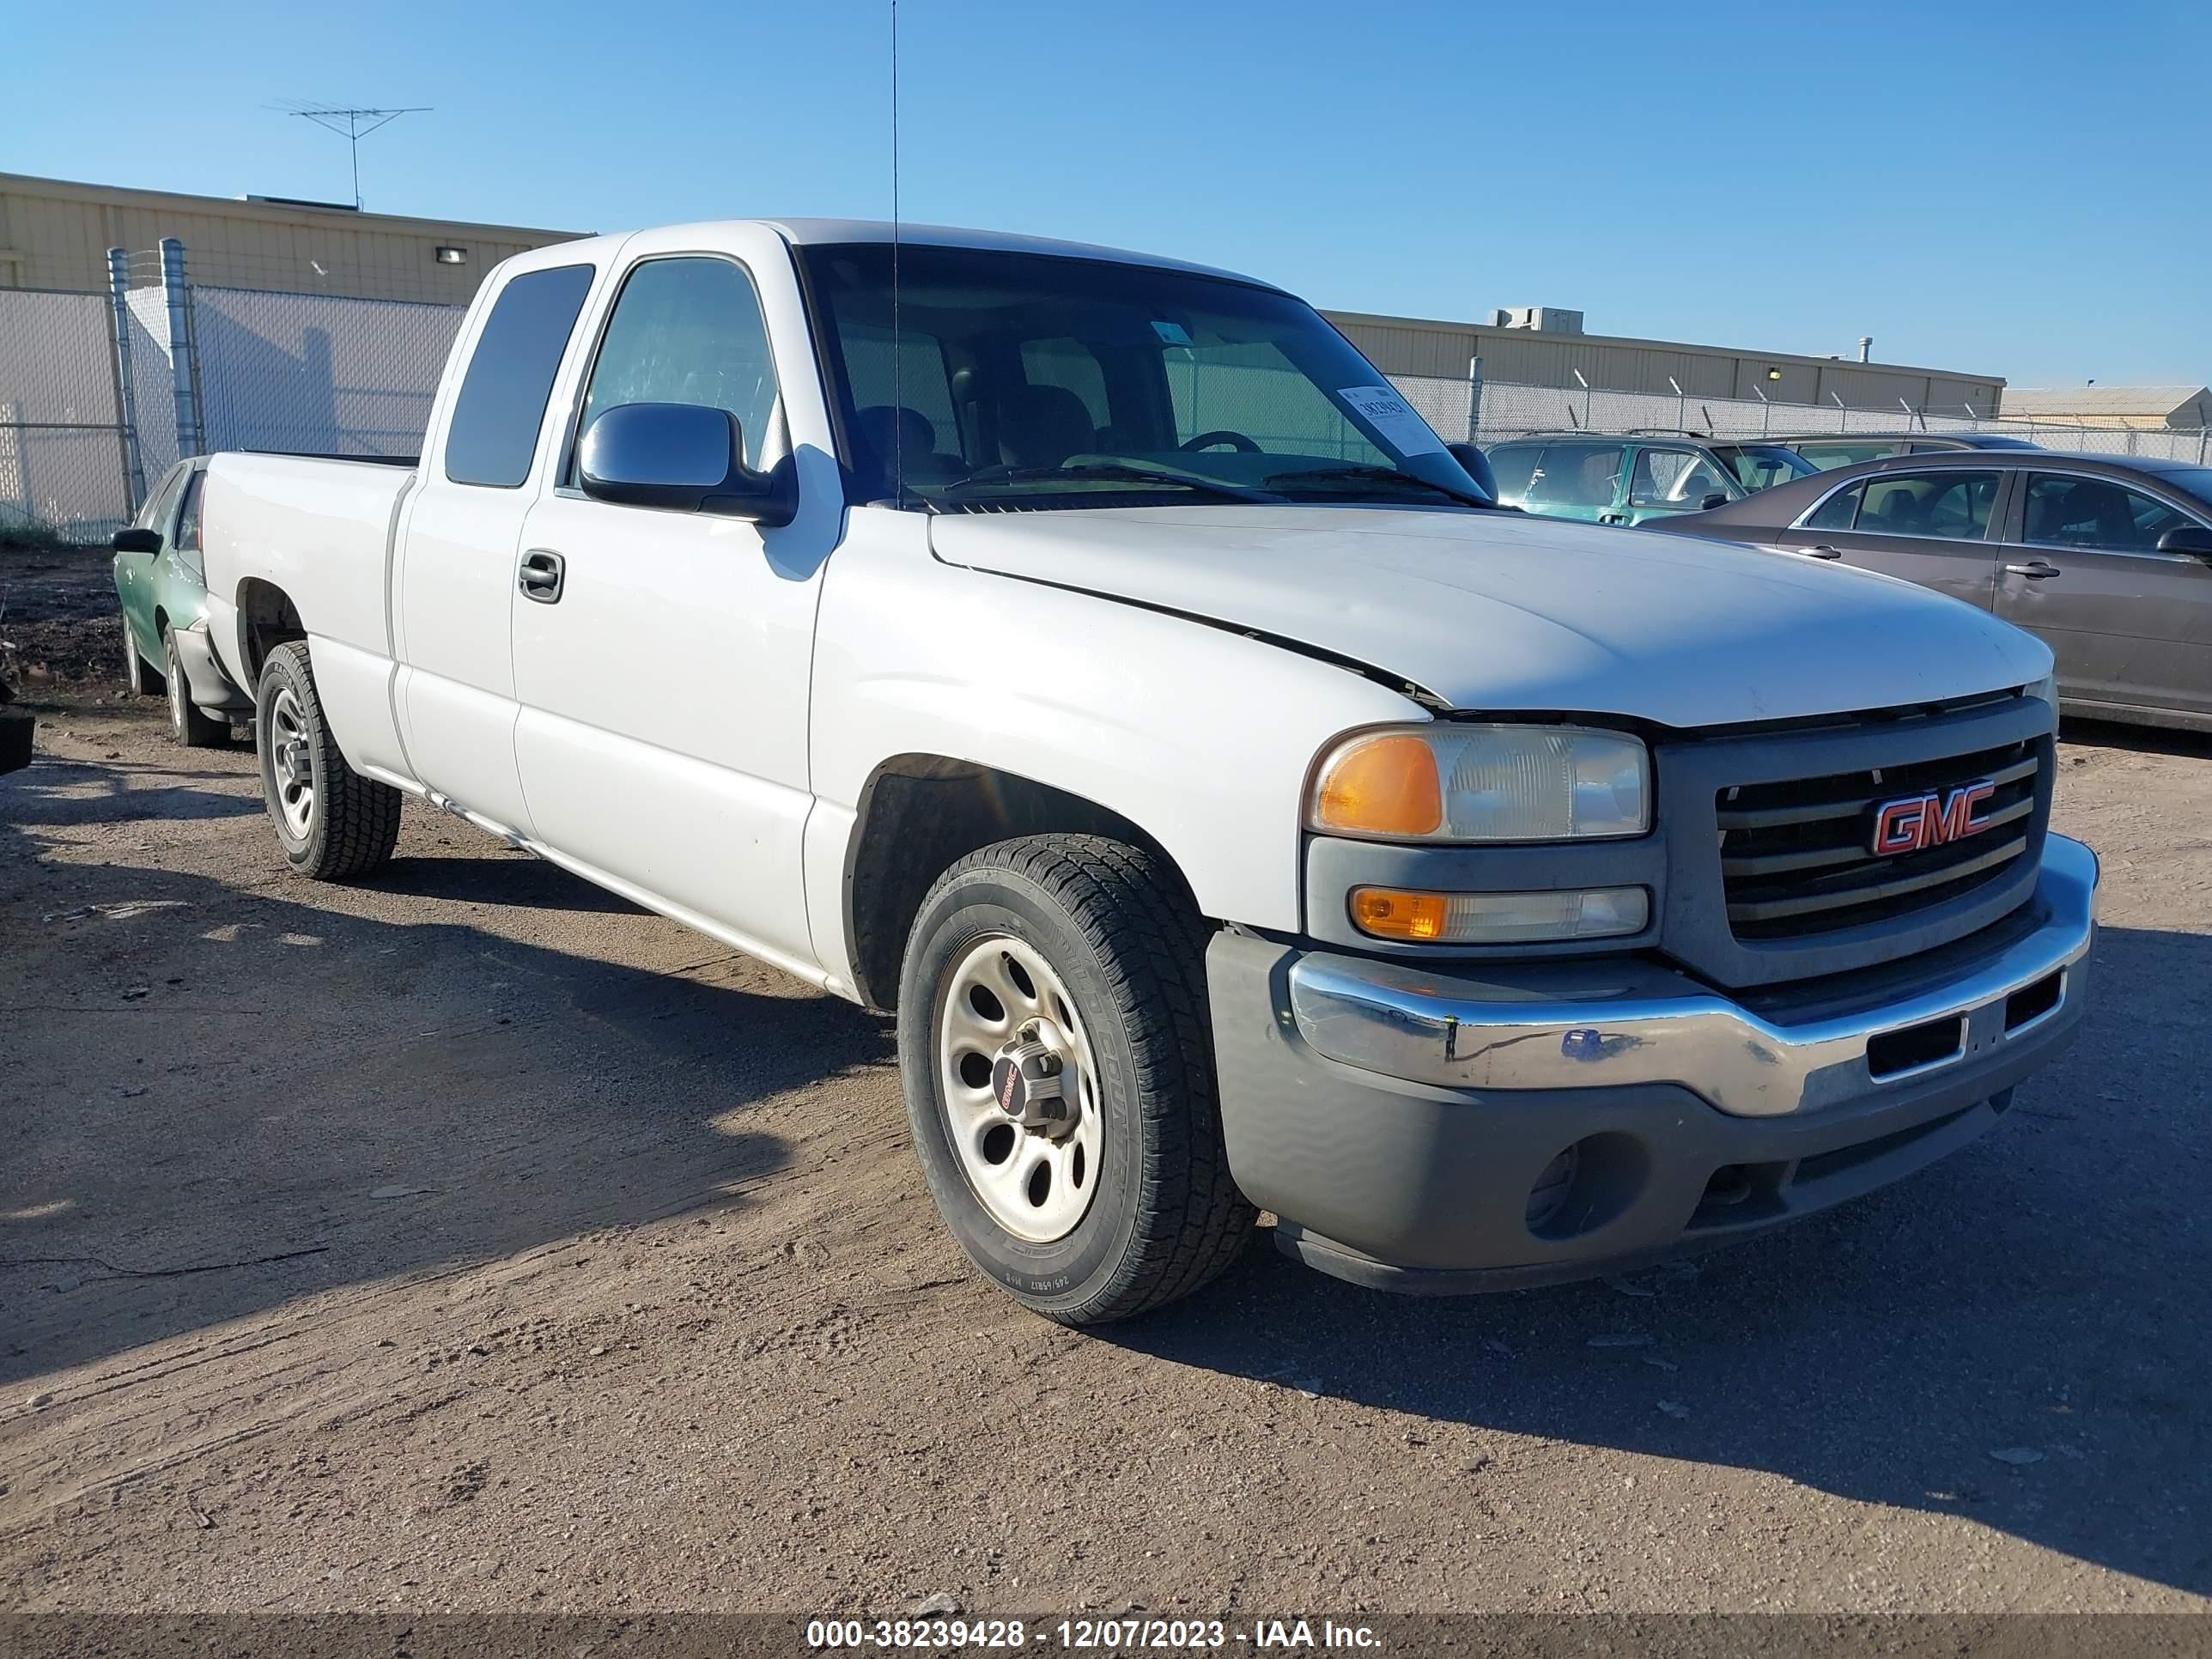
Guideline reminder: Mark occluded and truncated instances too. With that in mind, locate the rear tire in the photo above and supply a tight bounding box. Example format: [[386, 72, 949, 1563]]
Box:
[[897, 834, 1255, 1325], [255, 641, 400, 879], [162, 629, 229, 748]]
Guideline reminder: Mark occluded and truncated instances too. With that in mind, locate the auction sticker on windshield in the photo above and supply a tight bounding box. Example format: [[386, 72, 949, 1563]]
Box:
[[1338, 386, 1446, 456]]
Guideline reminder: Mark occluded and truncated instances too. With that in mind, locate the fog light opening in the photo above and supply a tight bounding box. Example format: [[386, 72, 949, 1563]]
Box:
[[1527, 1131, 1650, 1242], [1525, 1145, 1581, 1230], [2004, 970, 2063, 1032]]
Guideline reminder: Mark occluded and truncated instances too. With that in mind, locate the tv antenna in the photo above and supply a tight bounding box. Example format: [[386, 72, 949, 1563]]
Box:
[[278, 101, 430, 210]]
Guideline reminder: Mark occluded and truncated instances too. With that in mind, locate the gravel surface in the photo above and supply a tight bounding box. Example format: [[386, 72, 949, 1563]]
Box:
[[1, 647, 2207, 1615]]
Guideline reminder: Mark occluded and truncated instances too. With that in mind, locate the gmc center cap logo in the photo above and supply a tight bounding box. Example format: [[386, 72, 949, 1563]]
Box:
[[1871, 779, 1997, 856]]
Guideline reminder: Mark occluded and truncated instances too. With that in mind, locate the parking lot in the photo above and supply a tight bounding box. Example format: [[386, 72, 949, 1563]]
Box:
[[2, 581, 2208, 1615]]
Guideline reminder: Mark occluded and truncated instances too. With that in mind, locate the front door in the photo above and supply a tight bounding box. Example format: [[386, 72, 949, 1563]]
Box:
[[1620, 444, 1739, 526], [1994, 469, 2212, 721], [1775, 467, 2006, 609], [510, 246, 830, 970], [393, 261, 599, 836], [1521, 439, 1627, 524]]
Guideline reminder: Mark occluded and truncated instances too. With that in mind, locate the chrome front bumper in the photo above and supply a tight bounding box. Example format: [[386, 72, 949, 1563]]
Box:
[[1286, 834, 2098, 1120]]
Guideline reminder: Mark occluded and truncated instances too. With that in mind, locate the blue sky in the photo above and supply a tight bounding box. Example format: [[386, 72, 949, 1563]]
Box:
[[5, 0, 2205, 387]]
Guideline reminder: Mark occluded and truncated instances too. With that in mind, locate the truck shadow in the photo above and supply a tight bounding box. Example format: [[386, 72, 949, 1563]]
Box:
[[2061, 715, 2212, 761], [1119, 921, 2210, 1595], [0, 763, 890, 1389]]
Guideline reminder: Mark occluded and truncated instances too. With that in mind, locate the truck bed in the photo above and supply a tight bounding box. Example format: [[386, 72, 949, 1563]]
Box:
[[200, 450, 417, 769]]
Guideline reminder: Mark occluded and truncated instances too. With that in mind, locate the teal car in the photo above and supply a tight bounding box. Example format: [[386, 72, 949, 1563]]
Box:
[[1482, 434, 1747, 526], [113, 457, 252, 746]]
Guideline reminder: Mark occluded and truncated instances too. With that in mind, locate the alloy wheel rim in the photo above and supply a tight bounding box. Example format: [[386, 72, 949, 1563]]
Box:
[[167, 649, 186, 733], [269, 686, 315, 840], [936, 933, 1103, 1243]]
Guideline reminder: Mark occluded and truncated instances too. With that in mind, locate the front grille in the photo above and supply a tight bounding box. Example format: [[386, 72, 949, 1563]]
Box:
[[1716, 739, 2041, 942]]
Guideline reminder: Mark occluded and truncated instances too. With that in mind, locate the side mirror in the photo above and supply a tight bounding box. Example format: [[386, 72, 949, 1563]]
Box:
[[112, 526, 162, 554], [578, 403, 793, 526], [2156, 524, 2212, 560], [1698, 491, 1731, 513], [1445, 441, 1498, 500]]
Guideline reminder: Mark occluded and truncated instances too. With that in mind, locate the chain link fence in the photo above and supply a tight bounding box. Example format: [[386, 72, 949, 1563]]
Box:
[[0, 242, 471, 546], [1405, 374, 2212, 467], [0, 289, 137, 544], [5, 249, 2207, 544], [191, 286, 465, 459]]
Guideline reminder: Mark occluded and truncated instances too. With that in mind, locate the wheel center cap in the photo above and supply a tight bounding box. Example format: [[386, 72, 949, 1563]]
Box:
[[991, 1024, 1074, 1135]]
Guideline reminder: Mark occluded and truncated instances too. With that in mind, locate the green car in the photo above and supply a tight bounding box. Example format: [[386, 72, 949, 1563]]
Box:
[[1482, 434, 1747, 526], [113, 457, 252, 746]]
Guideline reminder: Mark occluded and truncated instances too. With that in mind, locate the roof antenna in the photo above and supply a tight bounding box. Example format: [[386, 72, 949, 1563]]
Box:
[[890, 0, 905, 507], [279, 101, 430, 210]]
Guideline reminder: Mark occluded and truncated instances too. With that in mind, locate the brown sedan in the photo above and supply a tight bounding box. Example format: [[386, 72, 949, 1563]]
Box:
[[1644, 450, 2212, 732]]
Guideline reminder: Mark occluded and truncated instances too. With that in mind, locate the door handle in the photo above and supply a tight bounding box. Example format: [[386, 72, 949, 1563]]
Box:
[[518, 548, 565, 603], [1598, 513, 1626, 525], [2004, 559, 2062, 580], [1804, 544, 1844, 560]]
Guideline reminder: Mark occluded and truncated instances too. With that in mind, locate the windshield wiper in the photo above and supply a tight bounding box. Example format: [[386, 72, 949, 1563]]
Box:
[[941, 464, 1279, 503], [1262, 465, 1499, 509]]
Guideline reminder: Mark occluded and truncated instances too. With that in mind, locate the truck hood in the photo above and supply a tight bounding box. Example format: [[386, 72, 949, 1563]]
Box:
[[927, 506, 2050, 728]]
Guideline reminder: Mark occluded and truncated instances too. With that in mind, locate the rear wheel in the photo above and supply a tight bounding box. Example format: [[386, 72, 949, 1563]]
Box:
[[162, 628, 228, 748], [897, 834, 1255, 1324], [255, 641, 400, 879]]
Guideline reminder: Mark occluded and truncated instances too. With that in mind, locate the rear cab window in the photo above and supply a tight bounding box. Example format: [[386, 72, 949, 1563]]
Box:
[[445, 264, 597, 488]]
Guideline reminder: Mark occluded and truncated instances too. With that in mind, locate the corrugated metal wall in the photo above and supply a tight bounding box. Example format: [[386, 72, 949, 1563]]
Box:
[[0, 173, 581, 304], [1325, 309, 2005, 416]]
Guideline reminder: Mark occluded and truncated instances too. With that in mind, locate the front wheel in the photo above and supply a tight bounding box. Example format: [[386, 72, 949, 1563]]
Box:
[[897, 834, 1255, 1324], [162, 629, 229, 748], [255, 641, 400, 879], [120, 617, 161, 697]]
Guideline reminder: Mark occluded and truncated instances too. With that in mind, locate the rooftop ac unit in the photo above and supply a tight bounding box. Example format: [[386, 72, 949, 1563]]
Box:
[[1489, 306, 1585, 336]]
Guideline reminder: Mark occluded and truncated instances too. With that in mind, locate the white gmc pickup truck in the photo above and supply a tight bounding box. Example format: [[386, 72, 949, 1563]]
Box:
[[200, 219, 2097, 1324]]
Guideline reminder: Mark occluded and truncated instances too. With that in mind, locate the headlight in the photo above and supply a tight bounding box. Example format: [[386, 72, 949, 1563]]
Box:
[[1309, 724, 1650, 842], [2027, 672, 2058, 713]]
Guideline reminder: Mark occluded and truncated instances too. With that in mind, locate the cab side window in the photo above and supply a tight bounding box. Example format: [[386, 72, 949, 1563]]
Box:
[[579, 257, 782, 473], [1803, 483, 1863, 531], [1856, 471, 1999, 541], [445, 264, 596, 488], [1526, 441, 1625, 509], [2024, 474, 2196, 554], [172, 471, 207, 572], [1627, 447, 1732, 507]]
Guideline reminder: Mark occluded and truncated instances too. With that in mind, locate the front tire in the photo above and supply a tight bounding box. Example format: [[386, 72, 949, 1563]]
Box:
[[897, 834, 1255, 1325], [162, 629, 228, 748], [120, 617, 161, 697], [255, 641, 400, 879]]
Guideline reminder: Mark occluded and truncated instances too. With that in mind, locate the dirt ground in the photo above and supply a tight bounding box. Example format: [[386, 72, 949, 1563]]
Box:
[[1, 567, 2208, 1618]]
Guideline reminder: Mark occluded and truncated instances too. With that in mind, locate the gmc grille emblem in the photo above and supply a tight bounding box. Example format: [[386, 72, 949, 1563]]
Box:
[[1872, 780, 1996, 856]]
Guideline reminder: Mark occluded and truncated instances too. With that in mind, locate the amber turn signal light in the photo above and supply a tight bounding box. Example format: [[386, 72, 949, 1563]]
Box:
[[1309, 733, 1443, 838], [1351, 887, 1453, 941]]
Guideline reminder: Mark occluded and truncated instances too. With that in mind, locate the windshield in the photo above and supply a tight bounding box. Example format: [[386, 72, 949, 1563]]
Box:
[[1721, 443, 1820, 491], [2154, 467, 2212, 510], [799, 243, 1492, 511]]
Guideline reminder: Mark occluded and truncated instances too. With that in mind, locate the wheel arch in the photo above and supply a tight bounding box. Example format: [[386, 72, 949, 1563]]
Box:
[[842, 755, 1201, 1016], [233, 578, 307, 688]]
